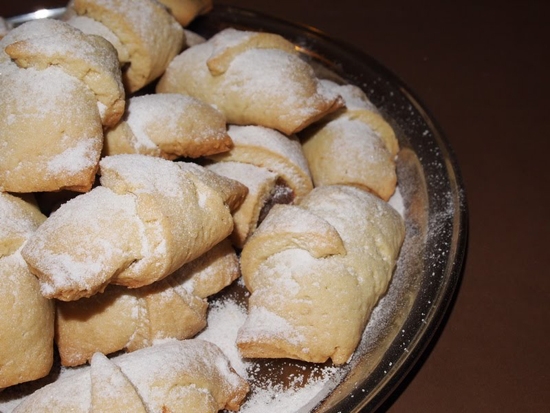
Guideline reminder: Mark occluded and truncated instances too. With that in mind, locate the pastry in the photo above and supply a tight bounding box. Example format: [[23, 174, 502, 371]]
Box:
[[301, 79, 399, 201], [206, 161, 280, 248], [0, 18, 124, 128], [95, 155, 235, 283], [55, 282, 207, 367], [69, 0, 185, 93], [176, 161, 248, 213], [12, 339, 249, 412], [0, 8, 409, 408], [167, 237, 240, 299], [157, 28, 344, 135], [0, 64, 103, 193], [157, 0, 213, 26], [55, 239, 240, 366], [0, 18, 126, 193], [103, 93, 232, 159], [0, 193, 55, 388], [208, 124, 313, 203], [204, 124, 312, 246], [21, 154, 234, 301], [237, 185, 405, 365]]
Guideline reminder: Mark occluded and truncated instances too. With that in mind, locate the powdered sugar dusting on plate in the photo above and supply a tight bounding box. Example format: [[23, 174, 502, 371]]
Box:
[[198, 293, 344, 412]]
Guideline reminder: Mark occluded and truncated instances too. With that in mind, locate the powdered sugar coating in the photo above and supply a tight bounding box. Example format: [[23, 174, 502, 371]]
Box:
[[108, 93, 230, 158], [0, 65, 103, 193], [10, 340, 248, 412], [157, 28, 343, 134]]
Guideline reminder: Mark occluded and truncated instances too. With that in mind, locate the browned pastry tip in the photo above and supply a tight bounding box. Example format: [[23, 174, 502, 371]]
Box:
[[158, 0, 214, 26]]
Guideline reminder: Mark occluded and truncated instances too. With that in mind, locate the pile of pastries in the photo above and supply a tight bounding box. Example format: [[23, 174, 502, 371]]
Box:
[[0, 0, 405, 411]]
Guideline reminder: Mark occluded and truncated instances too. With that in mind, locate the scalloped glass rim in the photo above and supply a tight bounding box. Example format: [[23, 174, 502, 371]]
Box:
[[3, 5, 468, 413]]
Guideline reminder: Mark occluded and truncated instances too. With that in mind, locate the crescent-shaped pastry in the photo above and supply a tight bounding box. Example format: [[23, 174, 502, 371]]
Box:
[[70, 0, 185, 93], [0, 18, 129, 193], [301, 80, 399, 201], [157, 28, 343, 135], [3, 18, 125, 127], [0, 193, 55, 388], [20, 155, 234, 301], [206, 161, 280, 248], [55, 239, 240, 366], [0, 65, 103, 193], [208, 124, 313, 203], [157, 0, 213, 26], [237, 185, 405, 365], [55, 283, 206, 367], [104, 93, 232, 159], [12, 340, 249, 412]]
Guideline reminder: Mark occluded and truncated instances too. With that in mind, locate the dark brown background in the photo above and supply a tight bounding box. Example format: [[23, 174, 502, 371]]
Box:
[[2, 1, 549, 412]]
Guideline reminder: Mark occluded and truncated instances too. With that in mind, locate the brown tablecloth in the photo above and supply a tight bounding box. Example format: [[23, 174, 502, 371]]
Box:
[[1, 1, 549, 412]]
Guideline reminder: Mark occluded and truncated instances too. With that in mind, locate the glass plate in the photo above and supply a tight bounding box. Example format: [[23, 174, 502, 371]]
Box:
[[1, 4, 468, 413]]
